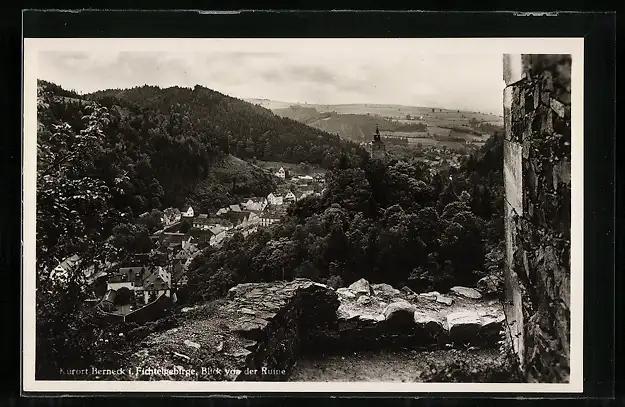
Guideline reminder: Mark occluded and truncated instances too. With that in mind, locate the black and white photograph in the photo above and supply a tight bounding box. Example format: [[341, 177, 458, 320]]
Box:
[[22, 36, 583, 392]]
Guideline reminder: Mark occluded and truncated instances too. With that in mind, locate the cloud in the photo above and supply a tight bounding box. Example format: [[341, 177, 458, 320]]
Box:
[[37, 43, 504, 114]]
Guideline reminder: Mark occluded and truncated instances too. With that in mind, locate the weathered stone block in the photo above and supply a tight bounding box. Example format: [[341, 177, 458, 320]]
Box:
[[550, 97, 566, 118], [504, 140, 523, 216], [450, 286, 483, 299], [503, 86, 513, 140], [348, 278, 373, 296], [447, 311, 481, 343]]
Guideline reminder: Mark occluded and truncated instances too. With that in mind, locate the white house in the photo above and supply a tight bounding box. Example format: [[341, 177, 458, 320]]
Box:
[[247, 211, 260, 225], [260, 212, 281, 227], [216, 207, 230, 216], [241, 225, 258, 237], [242, 198, 268, 212], [209, 226, 227, 247], [138, 267, 172, 305], [284, 190, 297, 203], [275, 167, 286, 179], [267, 193, 284, 206], [181, 206, 194, 218], [299, 189, 314, 200]]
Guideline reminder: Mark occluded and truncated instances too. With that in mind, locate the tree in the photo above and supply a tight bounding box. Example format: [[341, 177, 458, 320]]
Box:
[[36, 91, 129, 378], [114, 287, 133, 305], [179, 218, 192, 233]]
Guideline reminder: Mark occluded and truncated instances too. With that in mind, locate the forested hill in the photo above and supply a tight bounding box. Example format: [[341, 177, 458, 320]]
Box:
[[86, 84, 368, 166]]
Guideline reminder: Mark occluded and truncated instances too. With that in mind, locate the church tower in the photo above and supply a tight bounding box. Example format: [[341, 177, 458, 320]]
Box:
[[371, 125, 386, 161]]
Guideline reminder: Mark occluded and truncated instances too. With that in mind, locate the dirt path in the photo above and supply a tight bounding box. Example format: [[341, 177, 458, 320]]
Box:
[[289, 347, 502, 382]]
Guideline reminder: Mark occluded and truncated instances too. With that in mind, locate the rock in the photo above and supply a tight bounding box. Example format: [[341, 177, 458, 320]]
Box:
[[336, 287, 356, 299], [383, 301, 417, 326], [413, 311, 445, 336], [477, 275, 503, 296], [183, 339, 201, 349], [240, 308, 256, 315], [450, 286, 483, 299], [371, 283, 401, 298], [479, 313, 506, 337], [226, 349, 252, 358], [436, 295, 454, 306], [348, 278, 373, 296], [232, 319, 270, 340], [392, 297, 410, 304], [400, 286, 418, 298], [447, 311, 481, 342], [337, 305, 359, 320], [419, 291, 440, 300], [360, 313, 385, 323], [172, 351, 190, 362], [356, 295, 372, 306]]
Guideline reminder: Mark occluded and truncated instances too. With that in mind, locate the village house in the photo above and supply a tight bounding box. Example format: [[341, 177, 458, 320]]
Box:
[[188, 228, 214, 246], [241, 197, 268, 212], [246, 211, 261, 226], [267, 193, 284, 206], [138, 267, 172, 305], [275, 167, 286, 179], [284, 190, 297, 204], [260, 211, 282, 227], [52, 255, 113, 286], [107, 266, 151, 292], [223, 210, 253, 228], [299, 188, 315, 200], [181, 206, 194, 218], [51, 254, 80, 279], [158, 231, 190, 246], [192, 214, 212, 230], [208, 225, 227, 246], [240, 224, 259, 238], [98, 290, 117, 313]]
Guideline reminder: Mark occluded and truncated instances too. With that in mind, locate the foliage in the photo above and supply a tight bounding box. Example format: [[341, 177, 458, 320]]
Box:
[[419, 354, 522, 383], [87, 84, 368, 168]]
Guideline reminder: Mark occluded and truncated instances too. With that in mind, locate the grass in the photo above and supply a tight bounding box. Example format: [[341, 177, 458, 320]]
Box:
[[289, 347, 519, 382]]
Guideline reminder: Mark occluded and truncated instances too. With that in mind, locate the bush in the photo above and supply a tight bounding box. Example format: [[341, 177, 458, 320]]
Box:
[[127, 326, 151, 342], [325, 275, 344, 290]]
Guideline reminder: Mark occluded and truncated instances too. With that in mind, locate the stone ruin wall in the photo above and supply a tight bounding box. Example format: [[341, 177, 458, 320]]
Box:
[[502, 54, 572, 382], [131, 279, 505, 382]]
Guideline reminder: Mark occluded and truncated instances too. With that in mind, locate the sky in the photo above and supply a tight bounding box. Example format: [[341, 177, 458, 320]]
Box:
[[36, 39, 505, 115]]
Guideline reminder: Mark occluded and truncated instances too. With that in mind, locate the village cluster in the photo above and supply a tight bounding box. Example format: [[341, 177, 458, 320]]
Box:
[[51, 169, 327, 322]]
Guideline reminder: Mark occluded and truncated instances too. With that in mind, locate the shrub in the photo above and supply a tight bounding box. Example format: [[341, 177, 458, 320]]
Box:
[[325, 275, 344, 290]]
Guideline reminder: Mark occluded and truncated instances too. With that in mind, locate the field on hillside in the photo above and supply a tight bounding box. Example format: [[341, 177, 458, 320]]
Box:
[[309, 103, 503, 125], [255, 160, 327, 175], [245, 98, 297, 111], [244, 99, 504, 127]]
